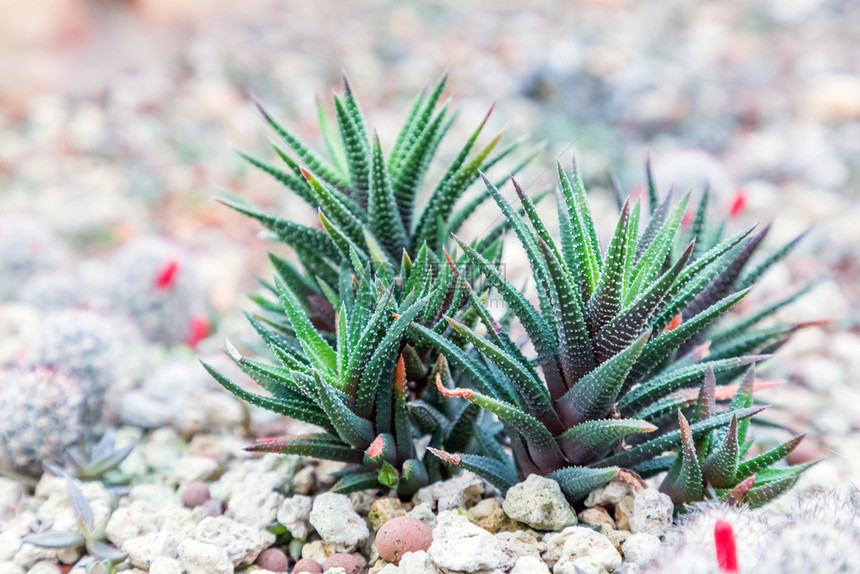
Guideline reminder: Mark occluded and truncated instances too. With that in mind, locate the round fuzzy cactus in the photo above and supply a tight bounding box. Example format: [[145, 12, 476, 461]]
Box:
[[0, 215, 68, 300], [100, 236, 201, 345], [23, 309, 136, 422], [0, 368, 87, 475]]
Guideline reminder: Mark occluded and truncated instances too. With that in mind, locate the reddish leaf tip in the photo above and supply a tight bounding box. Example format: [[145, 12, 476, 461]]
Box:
[[366, 435, 385, 458], [435, 373, 472, 399], [729, 189, 747, 218]]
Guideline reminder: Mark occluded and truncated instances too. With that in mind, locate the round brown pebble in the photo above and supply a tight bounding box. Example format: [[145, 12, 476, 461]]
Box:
[[376, 516, 433, 565], [181, 481, 211, 508], [292, 558, 323, 574], [322, 553, 362, 574], [257, 547, 289, 572]]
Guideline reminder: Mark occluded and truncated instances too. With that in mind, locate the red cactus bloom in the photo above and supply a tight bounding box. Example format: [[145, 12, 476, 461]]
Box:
[[714, 518, 739, 572], [729, 189, 747, 218], [185, 315, 211, 347], [154, 258, 180, 289], [665, 313, 683, 333]]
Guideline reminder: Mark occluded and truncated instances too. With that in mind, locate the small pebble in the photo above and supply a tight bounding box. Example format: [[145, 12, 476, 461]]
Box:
[[257, 547, 289, 572], [292, 558, 323, 574], [376, 516, 433, 565], [322, 553, 362, 574], [181, 481, 211, 508]]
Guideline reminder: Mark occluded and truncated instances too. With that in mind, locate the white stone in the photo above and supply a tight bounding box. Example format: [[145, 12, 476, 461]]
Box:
[[502, 475, 577, 531], [630, 489, 673, 536], [277, 495, 313, 540], [495, 530, 545, 561], [0, 531, 22, 561], [149, 556, 184, 574], [178, 539, 233, 574], [0, 561, 24, 574], [622, 532, 662, 565], [175, 455, 220, 484], [105, 501, 159, 546], [122, 531, 179, 570], [543, 526, 622, 574], [398, 550, 442, 574], [323, 568, 347, 574], [228, 489, 284, 529], [584, 477, 633, 507], [155, 505, 198, 540], [511, 555, 550, 574], [414, 471, 484, 512], [427, 510, 513, 572], [405, 503, 436, 529], [0, 478, 22, 515], [301, 540, 335, 563], [194, 516, 274, 567], [309, 492, 369, 553]]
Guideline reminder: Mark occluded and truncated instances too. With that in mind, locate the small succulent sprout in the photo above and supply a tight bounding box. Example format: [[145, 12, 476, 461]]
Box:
[[45, 429, 137, 482], [376, 516, 433, 565], [419, 158, 816, 507], [23, 478, 127, 571]]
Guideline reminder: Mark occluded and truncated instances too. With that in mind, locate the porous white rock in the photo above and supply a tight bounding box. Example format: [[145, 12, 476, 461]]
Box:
[[194, 516, 274, 566], [511, 555, 550, 574], [398, 550, 442, 574], [495, 530, 545, 561], [301, 539, 335, 563], [405, 503, 436, 529], [0, 561, 23, 574], [175, 455, 220, 484], [414, 471, 484, 512], [156, 505, 198, 540], [149, 556, 184, 574], [0, 478, 22, 515], [584, 477, 633, 508], [178, 539, 233, 574], [427, 510, 513, 572], [543, 526, 622, 574], [630, 490, 673, 536], [622, 533, 662, 565], [503, 475, 577, 531], [106, 501, 159, 546], [309, 492, 369, 552], [277, 494, 313, 540], [228, 488, 284, 530], [123, 531, 179, 570], [0, 531, 22, 561]]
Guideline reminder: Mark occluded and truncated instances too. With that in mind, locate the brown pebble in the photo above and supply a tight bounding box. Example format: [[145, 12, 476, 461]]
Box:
[[181, 481, 211, 508], [292, 558, 323, 574], [376, 516, 433, 565], [256, 547, 289, 572], [322, 553, 362, 574]]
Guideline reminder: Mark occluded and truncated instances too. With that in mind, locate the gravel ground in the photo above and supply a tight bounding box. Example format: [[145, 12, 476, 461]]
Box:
[[1, 0, 858, 551]]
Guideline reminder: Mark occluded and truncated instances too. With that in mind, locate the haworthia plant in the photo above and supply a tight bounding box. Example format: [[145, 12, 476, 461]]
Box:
[[422, 160, 813, 506]]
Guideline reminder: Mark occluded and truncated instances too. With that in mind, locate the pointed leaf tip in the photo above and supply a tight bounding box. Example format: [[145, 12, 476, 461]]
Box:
[[435, 372, 472, 399], [427, 447, 462, 465]]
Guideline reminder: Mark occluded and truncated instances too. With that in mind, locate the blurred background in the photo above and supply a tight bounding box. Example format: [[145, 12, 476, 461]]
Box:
[[1, 0, 859, 499]]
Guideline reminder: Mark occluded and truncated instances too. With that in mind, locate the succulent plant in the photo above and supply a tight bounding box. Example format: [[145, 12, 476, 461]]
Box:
[[0, 368, 86, 476], [203, 254, 498, 496], [23, 477, 127, 573], [419, 160, 812, 506], [44, 429, 137, 483], [207, 75, 534, 492]]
